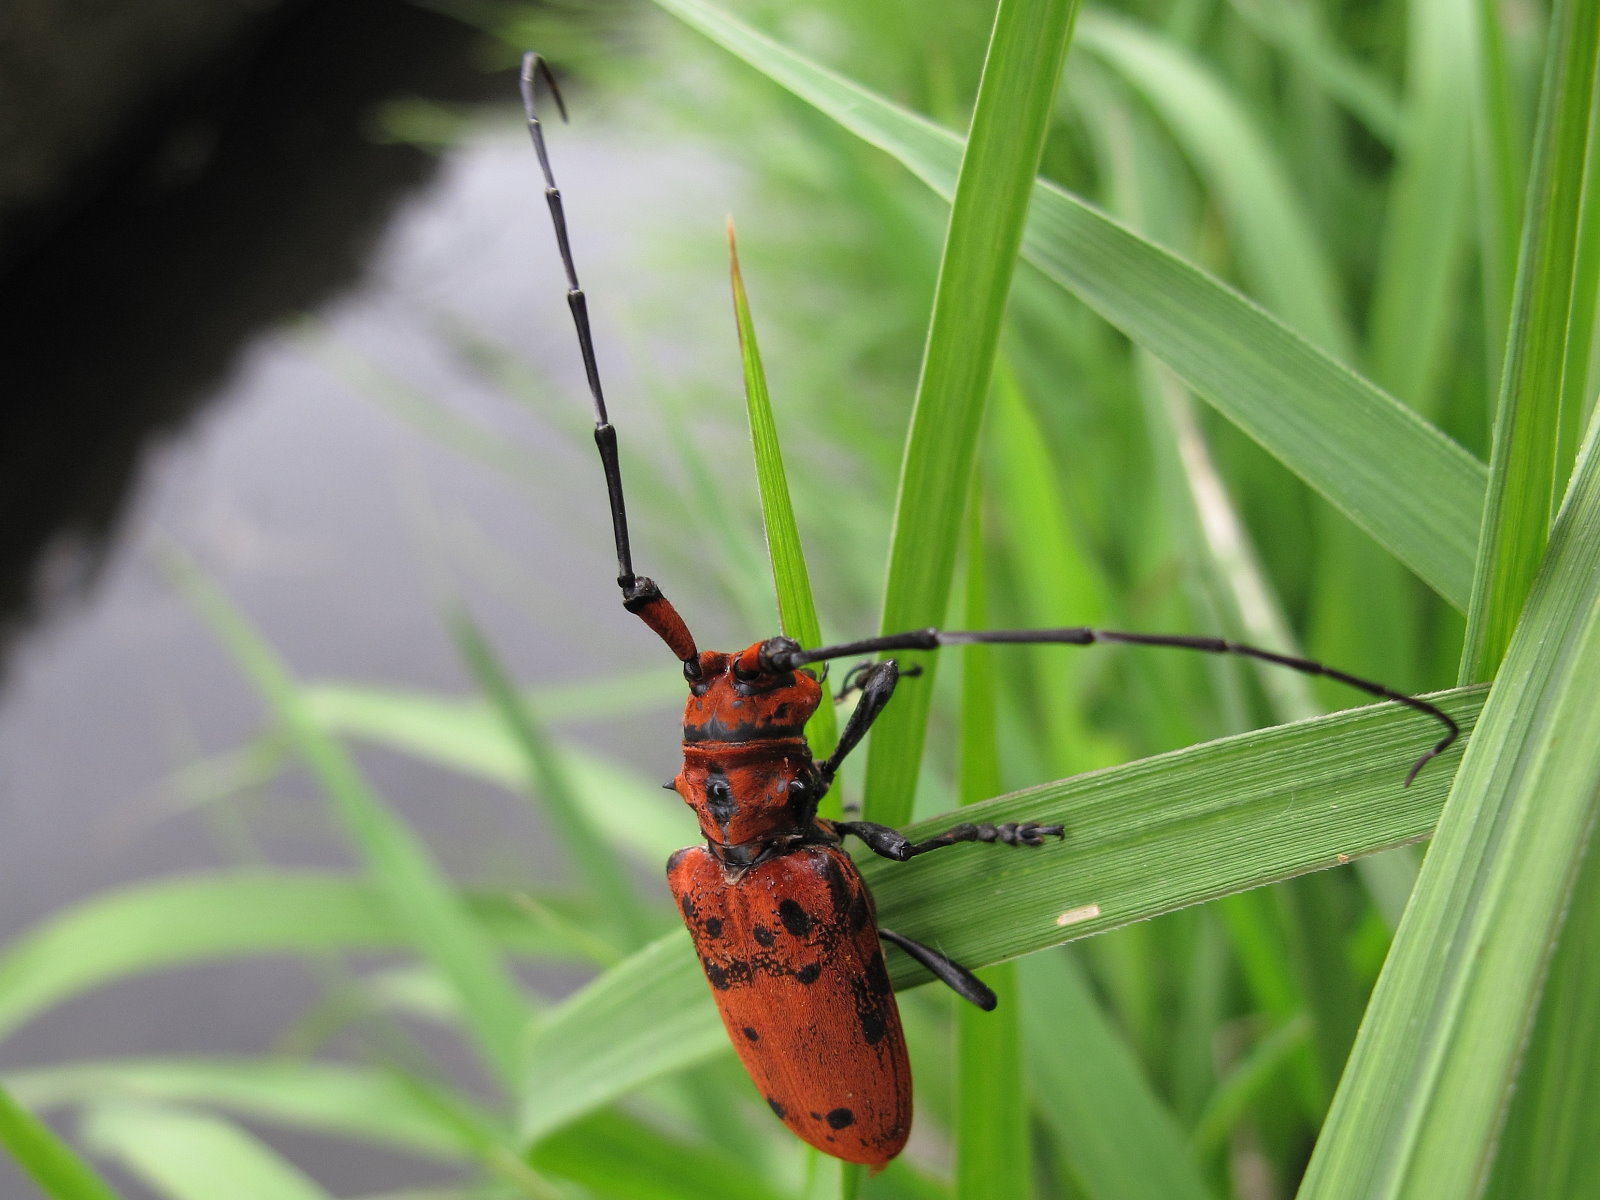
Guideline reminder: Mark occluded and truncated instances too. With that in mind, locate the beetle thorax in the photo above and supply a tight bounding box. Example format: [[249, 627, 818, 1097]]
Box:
[[671, 646, 825, 851]]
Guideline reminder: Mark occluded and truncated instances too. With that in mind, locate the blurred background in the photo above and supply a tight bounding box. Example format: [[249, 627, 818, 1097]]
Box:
[[0, 0, 1537, 1195]]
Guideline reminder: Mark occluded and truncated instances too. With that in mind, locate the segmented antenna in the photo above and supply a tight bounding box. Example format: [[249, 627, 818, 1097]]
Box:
[[520, 54, 700, 670], [760, 628, 1460, 786], [519, 52, 637, 590]]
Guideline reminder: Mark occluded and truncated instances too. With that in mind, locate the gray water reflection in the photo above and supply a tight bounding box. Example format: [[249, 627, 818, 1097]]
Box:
[[0, 88, 748, 1198]]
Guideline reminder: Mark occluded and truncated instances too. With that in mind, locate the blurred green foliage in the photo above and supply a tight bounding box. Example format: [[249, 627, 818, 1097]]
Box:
[[4, 0, 1597, 1196]]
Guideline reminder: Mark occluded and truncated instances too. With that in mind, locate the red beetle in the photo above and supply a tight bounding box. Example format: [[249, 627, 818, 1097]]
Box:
[[517, 54, 1457, 1168]]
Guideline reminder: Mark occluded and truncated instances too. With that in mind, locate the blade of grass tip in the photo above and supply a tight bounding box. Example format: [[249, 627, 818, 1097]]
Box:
[[955, 496, 1029, 1200], [450, 609, 657, 951], [0, 1082, 121, 1200], [727, 310, 853, 1197], [865, 0, 1081, 827], [81, 1102, 334, 1200], [727, 221, 839, 766], [1461, 0, 1600, 682], [1299, 404, 1600, 1197], [649, 0, 1488, 611], [168, 552, 532, 1094]]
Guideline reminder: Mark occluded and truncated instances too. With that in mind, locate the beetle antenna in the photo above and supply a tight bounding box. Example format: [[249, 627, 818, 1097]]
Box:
[[763, 626, 1459, 785], [520, 53, 700, 672]]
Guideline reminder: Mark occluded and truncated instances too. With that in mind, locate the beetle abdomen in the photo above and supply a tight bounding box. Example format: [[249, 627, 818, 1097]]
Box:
[[668, 843, 911, 1167]]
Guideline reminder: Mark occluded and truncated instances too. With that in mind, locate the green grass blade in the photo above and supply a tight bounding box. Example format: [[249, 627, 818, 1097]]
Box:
[[1298, 408, 1600, 1196], [1470, 0, 1529, 376], [1556, 105, 1600, 472], [518, 933, 723, 1144], [1461, 0, 1600, 679], [82, 1103, 333, 1200], [531, 1109, 793, 1200], [954, 501, 1028, 1200], [0, 1081, 121, 1200], [1021, 952, 1215, 1200], [1076, 10, 1351, 358], [0, 873, 573, 1045], [863, 0, 1081, 823], [8, 1059, 502, 1165], [173, 558, 533, 1092], [648, 0, 1488, 609], [303, 682, 685, 864], [514, 691, 1482, 1142], [1364, 0, 1476, 414], [1482, 834, 1600, 1199], [728, 223, 838, 762], [1187, 1015, 1310, 1161], [865, 691, 1480, 974], [451, 610, 657, 949], [956, 968, 1025, 1198], [1223, 0, 1403, 143]]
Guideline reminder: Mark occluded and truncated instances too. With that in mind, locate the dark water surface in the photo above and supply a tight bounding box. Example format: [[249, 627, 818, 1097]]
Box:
[[0, 4, 743, 1193]]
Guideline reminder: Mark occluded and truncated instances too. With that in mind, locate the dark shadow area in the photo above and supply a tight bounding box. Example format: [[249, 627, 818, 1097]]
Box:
[[0, 0, 508, 686]]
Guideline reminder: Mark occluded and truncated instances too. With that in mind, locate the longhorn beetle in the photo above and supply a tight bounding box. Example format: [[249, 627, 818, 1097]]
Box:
[[518, 53, 1459, 1169]]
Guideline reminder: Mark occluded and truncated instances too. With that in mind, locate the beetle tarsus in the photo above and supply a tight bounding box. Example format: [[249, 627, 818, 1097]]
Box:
[[836, 659, 922, 702], [838, 818, 1064, 861]]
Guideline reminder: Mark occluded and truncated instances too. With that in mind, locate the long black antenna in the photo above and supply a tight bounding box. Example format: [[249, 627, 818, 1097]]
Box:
[[520, 54, 701, 671], [520, 52, 637, 593], [762, 627, 1459, 786]]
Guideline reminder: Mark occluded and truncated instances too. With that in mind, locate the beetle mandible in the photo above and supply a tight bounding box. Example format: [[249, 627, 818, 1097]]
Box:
[[517, 53, 1458, 1169]]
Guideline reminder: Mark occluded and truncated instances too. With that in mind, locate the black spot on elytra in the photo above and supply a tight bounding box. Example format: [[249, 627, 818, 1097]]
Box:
[[704, 916, 723, 938], [849, 891, 872, 932], [778, 898, 813, 937], [679, 893, 696, 921], [702, 959, 731, 990], [742, 1026, 760, 1041], [826, 1107, 855, 1130], [848, 951, 894, 1045], [823, 857, 855, 923], [859, 1003, 887, 1046], [795, 962, 822, 985], [666, 847, 689, 873], [752, 924, 775, 946], [866, 949, 892, 997], [767, 1097, 786, 1118]]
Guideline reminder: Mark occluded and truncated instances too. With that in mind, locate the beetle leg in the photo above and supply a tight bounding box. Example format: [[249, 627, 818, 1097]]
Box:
[[816, 660, 902, 792], [837, 819, 1065, 860], [878, 927, 996, 1010], [834, 659, 922, 704]]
